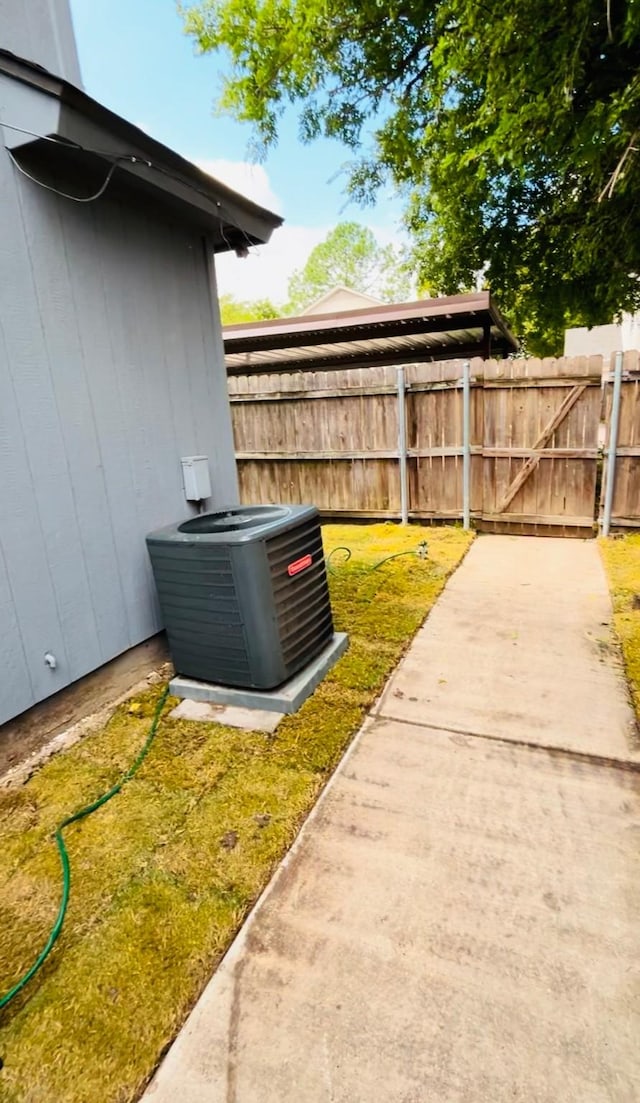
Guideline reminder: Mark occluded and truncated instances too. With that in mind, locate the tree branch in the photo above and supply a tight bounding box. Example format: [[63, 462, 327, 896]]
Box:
[[598, 130, 639, 201]]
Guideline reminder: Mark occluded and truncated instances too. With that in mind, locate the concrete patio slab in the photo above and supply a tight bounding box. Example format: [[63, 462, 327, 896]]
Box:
[[145, 719, 640, 1103], [378, 535, 639, 762]]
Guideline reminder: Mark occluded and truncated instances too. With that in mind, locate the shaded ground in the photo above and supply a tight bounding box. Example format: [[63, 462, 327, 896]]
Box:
[[0, 523, 472, 1103], [146, 536, 640, 1103]]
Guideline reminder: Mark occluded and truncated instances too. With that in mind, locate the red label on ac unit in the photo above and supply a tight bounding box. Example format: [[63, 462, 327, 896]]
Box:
[[287, 554, 313, 577]]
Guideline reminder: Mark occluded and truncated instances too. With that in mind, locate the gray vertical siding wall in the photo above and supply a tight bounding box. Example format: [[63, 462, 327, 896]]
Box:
[[0, 0, 83, 86], [0, 142, 239, 725]]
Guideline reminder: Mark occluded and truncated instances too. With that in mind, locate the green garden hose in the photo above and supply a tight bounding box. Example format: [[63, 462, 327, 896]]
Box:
[[0, 684, 170, 1014], [326, 541, 428, 575]]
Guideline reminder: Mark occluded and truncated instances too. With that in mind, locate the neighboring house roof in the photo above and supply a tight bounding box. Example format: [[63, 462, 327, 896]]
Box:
[[223, 292, 517, 374], [0, 49, 282, 252], [303, 286, 384, 315]]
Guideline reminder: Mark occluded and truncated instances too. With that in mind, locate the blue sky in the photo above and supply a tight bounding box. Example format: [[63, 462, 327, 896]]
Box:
[[69, 0, 405, 303]]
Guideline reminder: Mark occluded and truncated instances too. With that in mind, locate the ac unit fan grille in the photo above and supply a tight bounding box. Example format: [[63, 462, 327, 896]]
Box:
[[148, 543, 251, 683]]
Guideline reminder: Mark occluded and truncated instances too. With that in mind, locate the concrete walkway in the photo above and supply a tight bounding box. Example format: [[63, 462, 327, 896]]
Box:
[[145, 537, 640, 1103]]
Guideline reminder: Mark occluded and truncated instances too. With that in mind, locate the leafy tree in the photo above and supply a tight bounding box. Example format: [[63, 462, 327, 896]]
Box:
[[183, 1, 640, 354], [286, 222, 411, 312], [219, 294, 280, 324]]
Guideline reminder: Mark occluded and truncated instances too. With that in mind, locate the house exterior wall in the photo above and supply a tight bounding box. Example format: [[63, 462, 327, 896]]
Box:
[[0, 143, 239, 725], [563, 314, 640, 359], [0, 0, 83, 86], [563, 323, 621, 360]]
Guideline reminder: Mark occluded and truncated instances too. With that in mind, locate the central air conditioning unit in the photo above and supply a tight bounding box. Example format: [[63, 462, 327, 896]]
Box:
[[146, 505, 334, 690]]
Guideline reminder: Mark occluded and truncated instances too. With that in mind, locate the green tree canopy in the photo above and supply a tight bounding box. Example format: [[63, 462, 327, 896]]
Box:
[[219, 294, 280, 325], [286, 222, 411, 313], [183, 1, 640, 354]]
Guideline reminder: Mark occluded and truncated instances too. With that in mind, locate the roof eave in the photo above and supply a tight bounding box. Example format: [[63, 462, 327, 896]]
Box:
[[0, 50, 282, 250], [487, 292, 518, 350]]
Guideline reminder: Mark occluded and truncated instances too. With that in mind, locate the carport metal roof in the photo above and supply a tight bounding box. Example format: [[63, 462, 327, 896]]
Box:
[[224, 292, 518, 374]]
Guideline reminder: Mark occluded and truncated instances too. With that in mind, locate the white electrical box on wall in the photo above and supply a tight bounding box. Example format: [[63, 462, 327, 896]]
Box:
[[181, 456, 211, 502]]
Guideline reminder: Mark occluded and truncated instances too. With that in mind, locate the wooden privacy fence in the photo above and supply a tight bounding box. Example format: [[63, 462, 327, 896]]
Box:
[[601, 350, 640, 533], [228, 353, 640, 536]]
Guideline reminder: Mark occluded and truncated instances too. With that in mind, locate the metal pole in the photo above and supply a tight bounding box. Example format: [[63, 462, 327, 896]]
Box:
[[602, 351, 623, 537], [462, 360, 471, 530], [396, 365, 409, 525]]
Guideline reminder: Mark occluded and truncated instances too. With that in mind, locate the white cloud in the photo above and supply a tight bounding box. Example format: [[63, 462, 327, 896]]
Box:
[[199, 158, 408, 305], [214, 223, 330, 304], [195, 158, 282, 214], [214, 222, 411, 305]]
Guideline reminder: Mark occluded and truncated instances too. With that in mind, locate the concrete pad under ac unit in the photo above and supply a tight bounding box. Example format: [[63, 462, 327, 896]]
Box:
[[170, 632, 348, 716], [169, 699, 285, 734]]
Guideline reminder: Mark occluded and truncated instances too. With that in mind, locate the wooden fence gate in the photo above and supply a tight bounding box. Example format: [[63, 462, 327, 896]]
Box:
[[228, 353, 640, 536], [479, 356, 602, 536]]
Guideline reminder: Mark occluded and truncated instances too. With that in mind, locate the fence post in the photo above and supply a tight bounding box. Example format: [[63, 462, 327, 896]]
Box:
[[462, 360, 471, 530], [396, 365, 409, 525], [602, 351, 623, 537]]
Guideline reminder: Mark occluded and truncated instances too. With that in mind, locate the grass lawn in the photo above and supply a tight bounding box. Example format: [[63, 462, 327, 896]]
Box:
[[0, 523, 472, 1102], [599, 533, 640, 721]]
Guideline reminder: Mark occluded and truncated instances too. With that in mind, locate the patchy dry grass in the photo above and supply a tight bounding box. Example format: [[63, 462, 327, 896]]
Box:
[[0, 523, 472, 1103], [599, 533, 640, 720]]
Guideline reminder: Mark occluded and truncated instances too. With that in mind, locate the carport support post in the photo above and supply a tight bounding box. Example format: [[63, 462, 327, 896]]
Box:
[[462, 360, 471, 530], [396, 366, 409, 525], [602, 351, 623, 537]]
